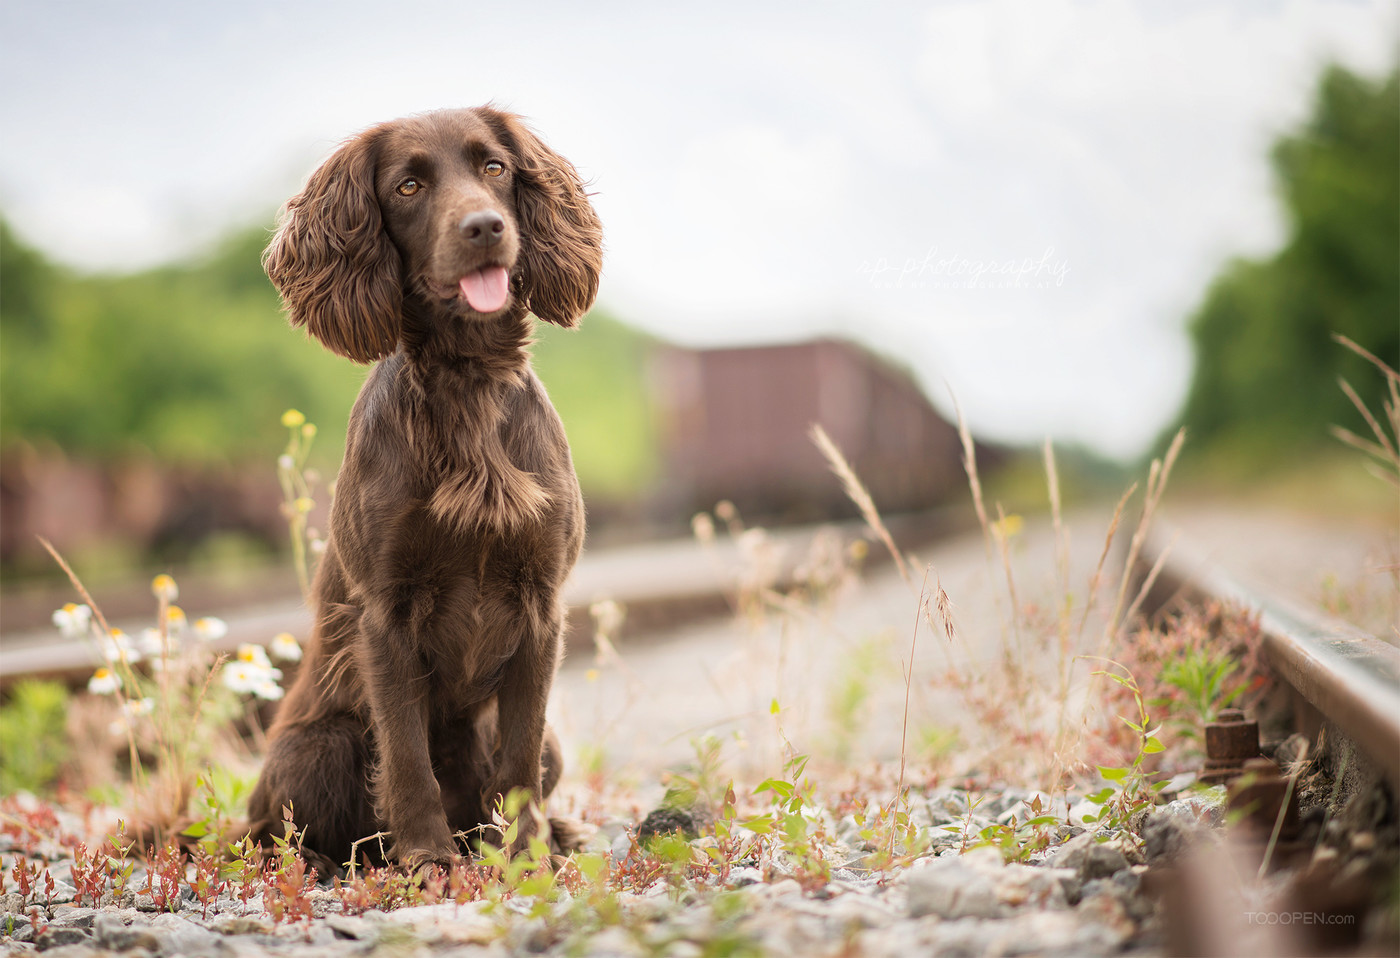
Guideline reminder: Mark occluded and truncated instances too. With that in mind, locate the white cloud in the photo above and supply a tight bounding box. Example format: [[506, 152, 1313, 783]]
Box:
[[0, 0, 1394, 456]]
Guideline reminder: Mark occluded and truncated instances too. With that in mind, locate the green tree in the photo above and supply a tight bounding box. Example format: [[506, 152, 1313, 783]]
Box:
[[0, 220, 656, 494], [1174, 63, 1399, 461]]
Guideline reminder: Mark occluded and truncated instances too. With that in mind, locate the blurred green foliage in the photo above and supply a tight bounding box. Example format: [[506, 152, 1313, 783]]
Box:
[[0, 219, 657, 496], [1173, 64, 1399, 463], [0, 680, 70, 793]]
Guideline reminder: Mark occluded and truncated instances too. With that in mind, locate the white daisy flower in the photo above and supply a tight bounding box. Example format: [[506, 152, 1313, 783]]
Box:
[[269, 632, 302, 663], [252, 679, 285, 701], [52, 603, 92, 638], [101, 629, 141, 664], [137, 628, 166, 659], [87, 667, 121, 695], [165, 606, 188, 635], [236, 644, 272, 668], [151, 574, 179, 602], [222, 661, 260, 694], [193, 617, 228, 641]]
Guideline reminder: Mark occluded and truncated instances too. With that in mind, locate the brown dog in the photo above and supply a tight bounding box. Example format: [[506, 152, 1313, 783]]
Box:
[[246, 107, 601, 874]]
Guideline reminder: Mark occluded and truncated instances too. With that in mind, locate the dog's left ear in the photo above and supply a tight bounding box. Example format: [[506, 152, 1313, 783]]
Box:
[[485, 110, 603, 328]]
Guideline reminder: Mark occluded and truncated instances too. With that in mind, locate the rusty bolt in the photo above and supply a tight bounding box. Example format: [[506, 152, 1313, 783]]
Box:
[[1200, 708, 1260, 784], [1227, 757, 1301, 841]]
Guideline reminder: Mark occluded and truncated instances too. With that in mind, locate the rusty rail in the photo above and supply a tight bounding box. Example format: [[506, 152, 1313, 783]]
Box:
[[1137, 527, 1400, 792]]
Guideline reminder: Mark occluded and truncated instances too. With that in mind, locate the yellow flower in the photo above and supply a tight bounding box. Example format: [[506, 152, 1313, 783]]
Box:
[[294, 497, 315, 514], [301, 423, 318, 439], [151, 574, 178, 602], [165, 606, 188, 632], [281, 409, 306, 428], [991, 514, 1024, 541]]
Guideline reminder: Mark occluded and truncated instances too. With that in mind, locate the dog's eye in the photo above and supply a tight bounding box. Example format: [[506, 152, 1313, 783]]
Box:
[[484, 161, 504, 177], [396, 178, 422, 196]]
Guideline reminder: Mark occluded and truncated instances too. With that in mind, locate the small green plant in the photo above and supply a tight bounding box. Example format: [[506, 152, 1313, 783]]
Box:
[[745, 748, 831, 890], [0, 681, 70, 793], [475, 788, 558, 915], [968, 794, 1063, 863], [1081, 660, 1167, 839], [661, 732, 732, 817], [262, 804, 317, 926], [1159, 648, 1248, 724]]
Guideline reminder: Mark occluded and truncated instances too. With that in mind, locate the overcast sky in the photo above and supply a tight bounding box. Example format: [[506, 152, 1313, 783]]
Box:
[[1, 1, 1395, 457]]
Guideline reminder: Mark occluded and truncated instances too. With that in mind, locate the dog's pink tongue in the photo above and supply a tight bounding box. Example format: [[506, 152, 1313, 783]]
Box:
[[459, 267, 510, 313]]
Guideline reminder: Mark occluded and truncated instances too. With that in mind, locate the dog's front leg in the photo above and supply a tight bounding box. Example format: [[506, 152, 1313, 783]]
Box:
[[485, 613, 561, 856], [359, 609, 457, 871]]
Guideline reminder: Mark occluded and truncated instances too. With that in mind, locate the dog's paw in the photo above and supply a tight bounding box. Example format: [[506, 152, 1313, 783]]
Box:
[[548, 816, 595, 854], [396, 846, 462, 877]]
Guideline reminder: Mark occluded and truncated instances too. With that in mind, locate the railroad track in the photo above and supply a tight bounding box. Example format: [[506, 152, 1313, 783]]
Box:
[[1136, 525, 1400, 792]]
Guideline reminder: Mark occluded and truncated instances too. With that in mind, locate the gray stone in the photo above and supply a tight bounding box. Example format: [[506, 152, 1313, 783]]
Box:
[[34, 927, 90, 951], [1075, 881, 1139, 947], [1142, 799, 1221, 863], [44, 909, 97, 930], [727, 866, 763, 887], [209, 914, 274, 936], [610, 831, 634, 862], [97, 890, 136, 909], [904, 859, 1003, 920], [92, 912, 163, 952], [995, 864, 1075, 910], [38, 882, 76, 907], [147, 913, 230, 956], [1044, 832, 1130, 882], [326, 914, 375, 940], [1079, 842, 1129, 881]]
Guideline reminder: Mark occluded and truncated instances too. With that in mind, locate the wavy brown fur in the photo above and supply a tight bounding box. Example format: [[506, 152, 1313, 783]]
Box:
[[247, 107, 602, 872]]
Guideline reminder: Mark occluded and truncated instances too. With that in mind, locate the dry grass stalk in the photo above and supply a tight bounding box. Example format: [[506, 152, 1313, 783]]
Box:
[[1331, 333, 1400, 489], [951, 392, 994, 563], [1121, 529, 1181, 629], [1044, 439, 1070, 601], [1075, 483, 1137, 643], [809, 423, 912, 586], [1106, 427, 1185, 643], [993, 503, 1026, 662], [896, 569, 930, 806]]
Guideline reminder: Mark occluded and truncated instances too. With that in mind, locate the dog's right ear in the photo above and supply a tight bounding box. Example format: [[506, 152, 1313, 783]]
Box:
[[264, 130, 401, 363]]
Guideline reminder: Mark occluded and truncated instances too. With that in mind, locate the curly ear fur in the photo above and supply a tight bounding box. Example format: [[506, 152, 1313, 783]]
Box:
[[264, 130, 401, 363], [487, 111, 603, 328]]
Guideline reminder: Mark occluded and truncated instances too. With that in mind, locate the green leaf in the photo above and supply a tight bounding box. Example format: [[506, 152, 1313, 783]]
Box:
[[754, 778, 794, 801], [1143, 736, 1166, 754], [1097, 766, 1129, 781]]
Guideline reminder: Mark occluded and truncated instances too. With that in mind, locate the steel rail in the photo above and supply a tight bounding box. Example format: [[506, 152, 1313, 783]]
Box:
[[1139, 527, 1400, 791]]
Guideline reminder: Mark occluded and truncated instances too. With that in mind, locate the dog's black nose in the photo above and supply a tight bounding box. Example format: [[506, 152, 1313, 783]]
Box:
[[459, 210, 505, 247]]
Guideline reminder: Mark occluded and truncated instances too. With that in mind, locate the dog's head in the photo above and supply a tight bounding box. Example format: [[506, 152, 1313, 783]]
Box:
[[265, 107, 603, 363]]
